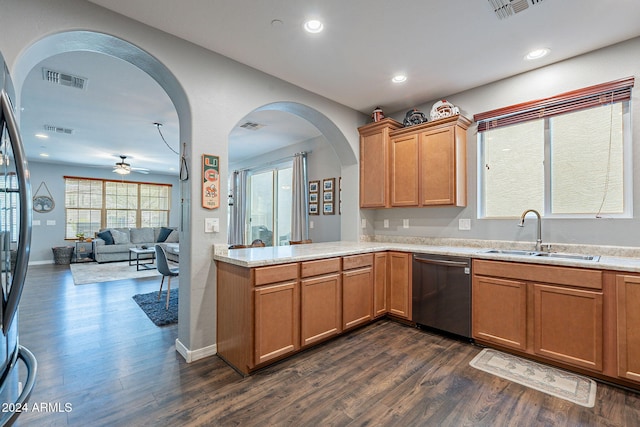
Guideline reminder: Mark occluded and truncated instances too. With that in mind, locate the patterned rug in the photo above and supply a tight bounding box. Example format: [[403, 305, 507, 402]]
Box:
[[469, 348, 596, 407], [132, 289, 178, 326], [70, 261, 159, 285]]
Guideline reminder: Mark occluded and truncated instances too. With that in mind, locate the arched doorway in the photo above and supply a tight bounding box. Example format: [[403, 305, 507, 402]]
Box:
[[228, 102, 357, 244], [13, 30, 192, 338]]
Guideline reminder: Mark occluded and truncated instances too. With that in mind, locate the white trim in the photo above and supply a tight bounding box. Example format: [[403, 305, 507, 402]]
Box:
[[29, 260, 54, 265], [175, 338, 217, 363]]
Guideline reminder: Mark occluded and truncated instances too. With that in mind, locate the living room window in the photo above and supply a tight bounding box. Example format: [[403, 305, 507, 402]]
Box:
[[475, 78, 633, 219], [64, 177, 171, 239]]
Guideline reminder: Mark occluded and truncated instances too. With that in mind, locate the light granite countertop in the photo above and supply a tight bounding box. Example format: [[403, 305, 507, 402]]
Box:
[[213, 239, 640, 273]]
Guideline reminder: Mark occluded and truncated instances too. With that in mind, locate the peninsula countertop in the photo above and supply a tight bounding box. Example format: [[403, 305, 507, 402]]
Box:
[[213, 240, 640, 273]]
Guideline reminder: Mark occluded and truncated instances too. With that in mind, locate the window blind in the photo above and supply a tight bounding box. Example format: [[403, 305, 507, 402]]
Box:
[[474, 77, 634, 132]]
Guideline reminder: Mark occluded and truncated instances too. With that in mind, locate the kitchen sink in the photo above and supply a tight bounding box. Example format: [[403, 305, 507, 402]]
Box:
[[484, 249, 599, 261], [534, 252, 600, 261], [484, 249, 540, 256]]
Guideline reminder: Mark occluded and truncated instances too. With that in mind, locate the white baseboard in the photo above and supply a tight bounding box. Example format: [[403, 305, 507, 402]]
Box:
[[175, 338, 217, 363], [28, 260, 54, 265]]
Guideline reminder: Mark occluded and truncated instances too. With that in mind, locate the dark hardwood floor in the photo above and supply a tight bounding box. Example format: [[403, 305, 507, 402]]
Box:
[[12, 264, 640, 426]]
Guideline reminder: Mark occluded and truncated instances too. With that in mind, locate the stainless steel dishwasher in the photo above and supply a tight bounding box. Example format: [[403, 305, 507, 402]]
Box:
[[412, 253, 472, 339]]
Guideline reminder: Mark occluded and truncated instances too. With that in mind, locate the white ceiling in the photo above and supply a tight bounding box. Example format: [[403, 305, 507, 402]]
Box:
[[18, 0, 640, 174]]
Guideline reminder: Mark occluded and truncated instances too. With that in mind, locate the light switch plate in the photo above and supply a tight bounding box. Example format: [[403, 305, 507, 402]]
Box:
[[46, 220, 56, 226], [309, 221, 314, 229], [403, 219, 409, 229], [205, 217, 219, 233], [383, 219, 389, 228], [361, 219, 366, 228]]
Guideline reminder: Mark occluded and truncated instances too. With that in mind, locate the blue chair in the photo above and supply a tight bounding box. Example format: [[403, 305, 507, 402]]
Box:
[[155, 244, 179, 309]]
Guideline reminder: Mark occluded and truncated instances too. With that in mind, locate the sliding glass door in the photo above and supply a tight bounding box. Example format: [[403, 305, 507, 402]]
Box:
[[248, 163, 292, 246]]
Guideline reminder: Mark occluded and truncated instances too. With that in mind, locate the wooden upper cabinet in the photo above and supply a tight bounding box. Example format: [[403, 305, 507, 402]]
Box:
[[420, 125, 466, 206], [390, 133, 420, 206], [389, 115, 470, 208], [358, 119, 403, 208]]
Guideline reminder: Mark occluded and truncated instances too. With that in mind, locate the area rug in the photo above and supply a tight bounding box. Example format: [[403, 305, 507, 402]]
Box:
[[469, 348, 596, 408], [132, 289, 178, 326], [70, 261, 159, 285]]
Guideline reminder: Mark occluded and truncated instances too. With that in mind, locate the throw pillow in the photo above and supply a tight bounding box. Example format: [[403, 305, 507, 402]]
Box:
[[97, 230, 114, 245], [110, 229, 130, 245], [157, 227, 174, 242], [164, 230, 179, 243]]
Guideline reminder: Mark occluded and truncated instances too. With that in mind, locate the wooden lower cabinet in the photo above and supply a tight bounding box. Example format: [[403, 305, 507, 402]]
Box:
[[472, 259, 604, 374], [373, 252, 388, 317], [342, 254, 374, 330], [533, 284, 603, 371], [472, 275, 527, 351], [616, 274, 640, 382], [300, 272, 342, 347], [388, 252, 411, 319], [254, 280, 300, 366]]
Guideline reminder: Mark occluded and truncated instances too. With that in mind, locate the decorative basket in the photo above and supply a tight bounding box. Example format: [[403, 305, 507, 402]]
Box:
[[52, 246, 74, 265]]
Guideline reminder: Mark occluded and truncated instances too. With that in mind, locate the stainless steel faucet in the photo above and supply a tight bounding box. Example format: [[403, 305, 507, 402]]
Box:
[[518, 209, 543, 251]]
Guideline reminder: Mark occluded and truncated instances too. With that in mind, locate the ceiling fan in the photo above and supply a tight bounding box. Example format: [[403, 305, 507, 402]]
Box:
[[113, 155, 150, 175]]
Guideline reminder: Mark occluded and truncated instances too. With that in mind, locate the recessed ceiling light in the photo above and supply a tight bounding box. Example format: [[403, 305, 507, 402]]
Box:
[[303, 19, 324, 33], [392, 74, 407, 83], [39, 153, 49, 157], [525, 48, 550, 60], [35, 133, 48, 139]]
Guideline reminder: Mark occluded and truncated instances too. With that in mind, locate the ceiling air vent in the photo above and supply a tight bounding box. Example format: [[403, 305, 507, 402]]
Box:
[[42, 68, 87, 90], [489, 0, 543, 20], [44, 124, 74, 135], [239, 122, 265, 131]]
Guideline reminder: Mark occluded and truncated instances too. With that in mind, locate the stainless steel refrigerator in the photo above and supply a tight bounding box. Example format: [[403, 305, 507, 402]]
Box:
[[0, 51, 37, 426]]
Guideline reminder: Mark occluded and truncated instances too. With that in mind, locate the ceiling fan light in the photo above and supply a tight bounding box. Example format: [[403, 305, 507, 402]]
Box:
[[114, 165, 131, 175]]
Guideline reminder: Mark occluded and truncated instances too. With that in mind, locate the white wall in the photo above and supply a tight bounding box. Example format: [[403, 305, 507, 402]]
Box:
[[0, 0, 366, 359], [370, 37, 640, 248], [28, 160, 180, 264]]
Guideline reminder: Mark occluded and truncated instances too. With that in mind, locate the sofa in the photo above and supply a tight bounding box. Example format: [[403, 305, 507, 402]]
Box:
[[93, 227, 179, 263]]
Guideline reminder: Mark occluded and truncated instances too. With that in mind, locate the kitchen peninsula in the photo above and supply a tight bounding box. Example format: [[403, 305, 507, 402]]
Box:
[[214, 240, 640, 391]]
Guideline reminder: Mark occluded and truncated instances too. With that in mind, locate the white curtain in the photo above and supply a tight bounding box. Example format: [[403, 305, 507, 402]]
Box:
[[290, 153, 309, 241], [228, 170, 247, 246]]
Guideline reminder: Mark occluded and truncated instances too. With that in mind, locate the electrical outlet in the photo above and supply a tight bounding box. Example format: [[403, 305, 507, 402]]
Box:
[[383, 219, 389, 228], [361, 218, 366, 228], [403, 219, 409, 229], [310, 221, 314, 229], [459, 218, 471, 231], [205, 217, 219, 233]]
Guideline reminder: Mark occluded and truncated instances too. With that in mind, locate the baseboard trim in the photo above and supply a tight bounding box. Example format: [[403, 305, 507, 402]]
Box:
[[175, 338, 217, 363], [29, 260, 55, 265]]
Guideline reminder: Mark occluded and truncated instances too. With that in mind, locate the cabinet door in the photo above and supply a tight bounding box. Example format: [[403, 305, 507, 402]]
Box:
[[390, 134, 419, 207], [360, 130, 388, 208], [373, 252, 387, 317], [472, 275, 527, 351], [342, 267, 373, 330], [419, 127, 455, 206], [616, 275, 640, 382], [254, 280, 300, 366], [301, 273, 342, 347], [388, 252, 411, 319], [533, 284, 603, 372]]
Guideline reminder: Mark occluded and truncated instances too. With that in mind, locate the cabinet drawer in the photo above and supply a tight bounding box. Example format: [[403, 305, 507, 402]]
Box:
[[254, 263, 299, 286], [342, 253, 373, 270], [301, 258, 341, 278]]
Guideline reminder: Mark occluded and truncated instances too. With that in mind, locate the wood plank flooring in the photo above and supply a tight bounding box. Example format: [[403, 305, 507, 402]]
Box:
[[12, 264, 640, 426]]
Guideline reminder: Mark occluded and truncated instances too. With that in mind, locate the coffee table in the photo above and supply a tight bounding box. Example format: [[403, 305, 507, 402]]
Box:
[[129, 247, 156, 271]]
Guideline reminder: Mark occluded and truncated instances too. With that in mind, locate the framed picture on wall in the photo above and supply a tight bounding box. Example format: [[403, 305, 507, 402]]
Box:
[[309, 180, 320, 193], [323, 202, 334, 215], [309, 203, 319, 215], [323, 191, 333, 202], [309, 193, 318, 203], [323, 178, 334, 192]]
